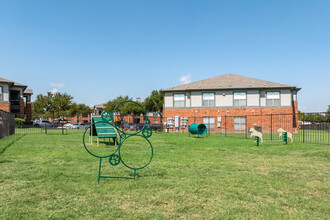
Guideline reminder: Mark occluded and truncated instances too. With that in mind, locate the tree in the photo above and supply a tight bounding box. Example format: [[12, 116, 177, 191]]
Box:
[[32, 92, 73, 119], [68, 103, 92, 117], [104, 96, 145, 123], [32, 94, 47, 119], [326, 105, 330, 122], [104, 96, 131, 122], [144, 90, 164, 123]]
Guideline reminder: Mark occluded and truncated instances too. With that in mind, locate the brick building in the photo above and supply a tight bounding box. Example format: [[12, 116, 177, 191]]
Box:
[[161, 73, 300, 132], [0, 77, 33, 121]]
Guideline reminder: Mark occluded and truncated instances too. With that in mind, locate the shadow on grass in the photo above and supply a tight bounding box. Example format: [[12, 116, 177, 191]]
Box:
[[0, 134, 26, 155]]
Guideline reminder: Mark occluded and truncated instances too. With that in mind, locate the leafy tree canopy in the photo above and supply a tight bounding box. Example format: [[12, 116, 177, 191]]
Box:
[[144, 90, 164, 118], [104, 96, 131, 114], [104, 95, 144, 116], [32, 92, 73, 118], [68, 103, 92, 117]]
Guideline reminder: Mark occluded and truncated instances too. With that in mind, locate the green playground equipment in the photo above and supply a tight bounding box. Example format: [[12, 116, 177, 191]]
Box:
[[90, 114, 118, 146], [255, 136, 260, 146], [189, 124, 207, 137], [82, 100, 153, 183], [283, 132, 288, 144]]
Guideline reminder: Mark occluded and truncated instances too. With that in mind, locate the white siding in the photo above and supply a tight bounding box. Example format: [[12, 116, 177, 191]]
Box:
[[191, 92, 202, 107], [164, 93, 173, 108], [165, 89, 294, 108], [247, 90, 259, 106], [281, 89, 292, 106], [186, 92, 191, 107], [0, 83, 9, 102], [216, 91, 233, 107]]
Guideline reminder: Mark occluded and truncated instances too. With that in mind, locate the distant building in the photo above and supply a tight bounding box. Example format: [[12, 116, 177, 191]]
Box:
[[161, 73, 300, 132], [93, 100, 161, 125], [0, 77, 33, 121]]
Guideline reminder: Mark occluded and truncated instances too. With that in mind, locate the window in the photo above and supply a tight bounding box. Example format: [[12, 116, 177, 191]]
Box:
[[153, 120, 158, 124], [174, 94, 185, 107], [203, 117, 215, 130], [233, 92, 247, 107], [266, 92, 280, 107], [0, 86, 2, 101], [234, 117, 246, 131], [203, 93, 215, 107]]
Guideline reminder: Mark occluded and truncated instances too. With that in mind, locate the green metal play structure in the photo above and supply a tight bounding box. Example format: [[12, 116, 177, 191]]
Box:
[[90, 114, 118, 146], [188, 123, 207, 137], [82, 100, 153, 183]]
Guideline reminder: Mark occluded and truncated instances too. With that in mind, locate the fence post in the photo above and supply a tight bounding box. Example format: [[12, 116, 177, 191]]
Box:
[[225, 116, 227, 137], [245, 116, 247, 139], [303, 113, 305, 143], [62, 124, 64, 135], [270, 114, 273, 141], [45, 126, 47, 135]]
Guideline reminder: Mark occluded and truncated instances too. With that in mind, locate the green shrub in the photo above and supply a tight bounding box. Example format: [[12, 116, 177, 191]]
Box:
[[15, 118, 25, 125]]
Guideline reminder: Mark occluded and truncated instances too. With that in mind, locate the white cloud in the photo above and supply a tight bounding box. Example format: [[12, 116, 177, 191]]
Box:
[[50, 88, 59, 94], [180, 74, 192, 84], [50, 82, 65, 87]]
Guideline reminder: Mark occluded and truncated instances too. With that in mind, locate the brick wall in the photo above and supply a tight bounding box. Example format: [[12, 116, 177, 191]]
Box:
[[25, 102, 32, 121], [164, 107, 294, 119], [164, 105, 298, 133], [112, 115, 162, 124], [64, 115, 90, 124], [19, 98, 25, 119], [0, 103, 10, 112]]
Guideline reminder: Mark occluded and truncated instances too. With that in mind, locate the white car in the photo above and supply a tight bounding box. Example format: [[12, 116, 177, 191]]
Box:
[[63, 123, 74, 129], [72, 123, 89, 129]]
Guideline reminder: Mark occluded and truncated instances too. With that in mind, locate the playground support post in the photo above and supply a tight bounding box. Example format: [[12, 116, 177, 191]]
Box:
[[283, 132, 288, 144], [255, 136, 260, 146], [91, 113, 93, 145]]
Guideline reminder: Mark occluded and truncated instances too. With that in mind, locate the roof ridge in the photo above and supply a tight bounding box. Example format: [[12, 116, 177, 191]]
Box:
[[161, 73, 298, 92]]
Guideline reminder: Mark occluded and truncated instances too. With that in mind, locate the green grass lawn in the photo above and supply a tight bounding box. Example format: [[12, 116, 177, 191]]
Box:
[[1, 132, 329, 219]]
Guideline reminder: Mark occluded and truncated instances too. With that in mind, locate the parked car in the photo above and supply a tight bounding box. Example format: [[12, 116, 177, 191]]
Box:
[[71, 122, 90, 129], [137, 123, 150, 130], [150, 123, 162, 131], [33, 120, 53, 127], [63, 123, 74, 129], [123, 123, 138, 130]]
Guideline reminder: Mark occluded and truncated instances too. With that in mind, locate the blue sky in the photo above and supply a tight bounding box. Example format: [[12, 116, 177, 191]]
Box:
[[0, 0, 329, 112]]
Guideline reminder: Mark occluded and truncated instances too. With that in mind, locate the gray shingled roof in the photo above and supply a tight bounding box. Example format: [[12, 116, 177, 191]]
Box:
[[0, 77, 27, 88], [161, 73, 299, 92], [0, 77, 15, 84], [23, 89, 33, 94]]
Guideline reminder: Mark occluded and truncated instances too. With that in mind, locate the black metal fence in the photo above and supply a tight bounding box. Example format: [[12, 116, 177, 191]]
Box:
[[0, 110, 15, 139], [163, 112, 329, 145], [14, 124, 85, 135]]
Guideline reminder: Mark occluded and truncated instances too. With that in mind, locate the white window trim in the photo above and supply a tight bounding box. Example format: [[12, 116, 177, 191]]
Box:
[[266, 91, 281, 107], [173, 93, 185, 107], [233, 92, 247, 107], [202, 92, 215, 107]]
